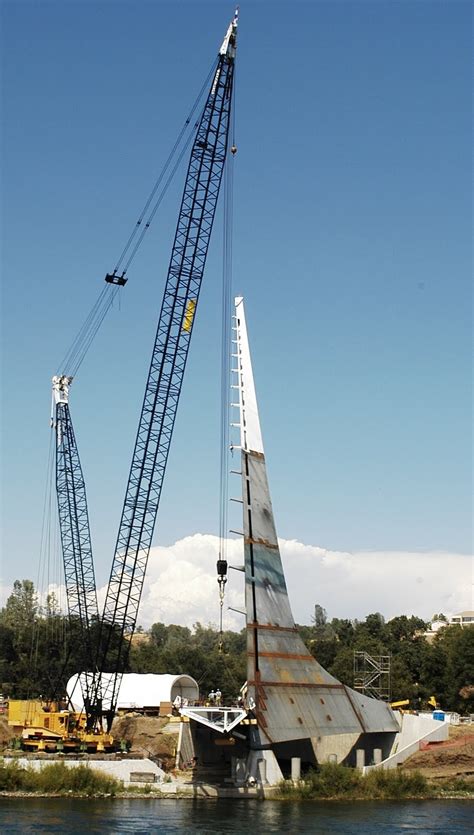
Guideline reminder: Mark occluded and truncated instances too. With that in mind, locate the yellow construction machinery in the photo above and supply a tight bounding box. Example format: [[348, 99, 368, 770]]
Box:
[[390, 699, 410, 710], [390, 696, 440, 714], [7, 700, 114, 752]]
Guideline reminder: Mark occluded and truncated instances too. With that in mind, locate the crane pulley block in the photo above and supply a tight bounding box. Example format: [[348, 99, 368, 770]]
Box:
[[217, 559, 228, 578], [105, 271, 128, 286]]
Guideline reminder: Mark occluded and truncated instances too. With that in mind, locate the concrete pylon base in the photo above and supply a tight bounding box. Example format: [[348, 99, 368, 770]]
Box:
[[245, 749, 283, 787]]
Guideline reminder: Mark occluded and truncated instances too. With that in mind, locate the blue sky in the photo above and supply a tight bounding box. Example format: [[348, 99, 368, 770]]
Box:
[[1, 1, 472, 608]]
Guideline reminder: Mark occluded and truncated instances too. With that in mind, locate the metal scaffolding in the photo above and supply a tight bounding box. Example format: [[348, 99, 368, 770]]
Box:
[[353, 652, 391, 701]]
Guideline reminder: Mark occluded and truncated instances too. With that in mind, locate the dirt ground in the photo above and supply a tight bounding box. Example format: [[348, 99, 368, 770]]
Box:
[[402, 723, 474, 783], [111, 714, 179, 770], [0, 717, 16, 748]]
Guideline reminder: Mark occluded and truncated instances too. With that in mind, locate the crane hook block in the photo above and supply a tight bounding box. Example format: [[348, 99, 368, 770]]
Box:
[[231, 145, 237, 155], [105, 272, 128, 286], [217, 559, 228, 578]]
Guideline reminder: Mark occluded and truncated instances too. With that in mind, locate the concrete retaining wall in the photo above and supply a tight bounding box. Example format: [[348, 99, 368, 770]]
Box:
[[362, 712, 448, 773], [5, 757, 166, 786]]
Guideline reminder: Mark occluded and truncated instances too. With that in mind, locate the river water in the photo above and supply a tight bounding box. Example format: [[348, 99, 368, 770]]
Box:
[[0, 798, 472, 833]]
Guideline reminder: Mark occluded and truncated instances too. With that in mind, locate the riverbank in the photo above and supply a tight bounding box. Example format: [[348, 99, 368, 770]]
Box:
[[401, 724, 474, 783], [1, 721, 472, 801], [276, 762, 473, 801], [0, 759, 473, 801]]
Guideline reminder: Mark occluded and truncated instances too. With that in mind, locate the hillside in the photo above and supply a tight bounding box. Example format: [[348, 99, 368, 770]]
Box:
[[402, 724, 474, 784]]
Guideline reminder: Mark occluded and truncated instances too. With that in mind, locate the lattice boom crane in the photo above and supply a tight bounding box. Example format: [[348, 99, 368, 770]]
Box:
[[85, 10, 239, 732], [52, 374, 98, 711]]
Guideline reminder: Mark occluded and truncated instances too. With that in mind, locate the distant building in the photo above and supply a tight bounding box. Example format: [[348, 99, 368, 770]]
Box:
[[423, 611, 474, 643], [423, 619, 447, 644], [450, 611, 474, 627], [429, 619, 448, 633]]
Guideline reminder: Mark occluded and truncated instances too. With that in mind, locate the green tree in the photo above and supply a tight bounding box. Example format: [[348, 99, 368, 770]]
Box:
[[0, 622, 17, 694], [390, 655, 418, 703], [386, 616, 427, 649], [330, 618, 354, 647], [150, 622, 168, 648], [129, 622, 247, 702], [421, 641, 448, 707], [329, 648, 354, 687], [313, 604, 328, 628], [436, 625, 474, 712], [1, 580, 37, 654], [361, 612, 387, 642]]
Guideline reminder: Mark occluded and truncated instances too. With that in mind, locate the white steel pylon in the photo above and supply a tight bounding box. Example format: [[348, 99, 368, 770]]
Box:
[[233, 296, 398, 747]]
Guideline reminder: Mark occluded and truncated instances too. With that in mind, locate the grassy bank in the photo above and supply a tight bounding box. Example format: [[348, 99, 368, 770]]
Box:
[[0, 760, 122, 796], [276, 763, 470, 800], [1, 759, 472, 800]]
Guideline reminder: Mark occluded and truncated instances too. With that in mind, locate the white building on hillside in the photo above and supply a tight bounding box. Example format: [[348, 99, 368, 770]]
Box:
[[450, 611, 474, 627]]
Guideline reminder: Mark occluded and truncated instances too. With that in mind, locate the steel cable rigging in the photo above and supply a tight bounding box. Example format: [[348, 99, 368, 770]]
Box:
[[217, 78, 237, 649], [57, 58, 218, 380], [112, 59, 218, 278]]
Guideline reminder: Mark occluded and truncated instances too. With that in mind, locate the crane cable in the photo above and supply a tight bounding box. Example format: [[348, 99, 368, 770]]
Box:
[[57, 125, 197, 379], [217, 73, 237, 653], [113, 56, 219, 276], [29, 428, 65, 692], [36, 59, 219, 685], [56, 58, 218, 380]]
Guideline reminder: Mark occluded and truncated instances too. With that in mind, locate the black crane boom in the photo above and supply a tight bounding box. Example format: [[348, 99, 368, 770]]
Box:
[[53, 375, 98, 709], [89, 13, 238, 731]]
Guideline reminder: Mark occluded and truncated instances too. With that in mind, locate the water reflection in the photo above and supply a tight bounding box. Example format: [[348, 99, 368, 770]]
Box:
[[0, 798, 472, 834]]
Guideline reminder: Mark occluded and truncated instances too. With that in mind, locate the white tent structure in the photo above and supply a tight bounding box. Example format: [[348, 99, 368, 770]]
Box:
[[67, 673, 199, 713]]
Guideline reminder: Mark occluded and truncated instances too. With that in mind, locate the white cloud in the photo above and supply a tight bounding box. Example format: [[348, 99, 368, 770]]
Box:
[[134, 534, 246, 631], [2, 535, 471, 630], [130, 534, 473, 629], [279, 540, 473, 624]]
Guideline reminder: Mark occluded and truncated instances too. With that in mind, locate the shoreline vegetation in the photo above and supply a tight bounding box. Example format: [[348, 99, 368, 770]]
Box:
[[0, 760, 472, 801], [276, 762, 473, 801], [0, 760, 122, 797]]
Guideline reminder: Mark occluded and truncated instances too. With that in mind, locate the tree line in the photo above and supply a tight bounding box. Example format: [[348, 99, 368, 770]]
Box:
[[0, 581, 472, 714]]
